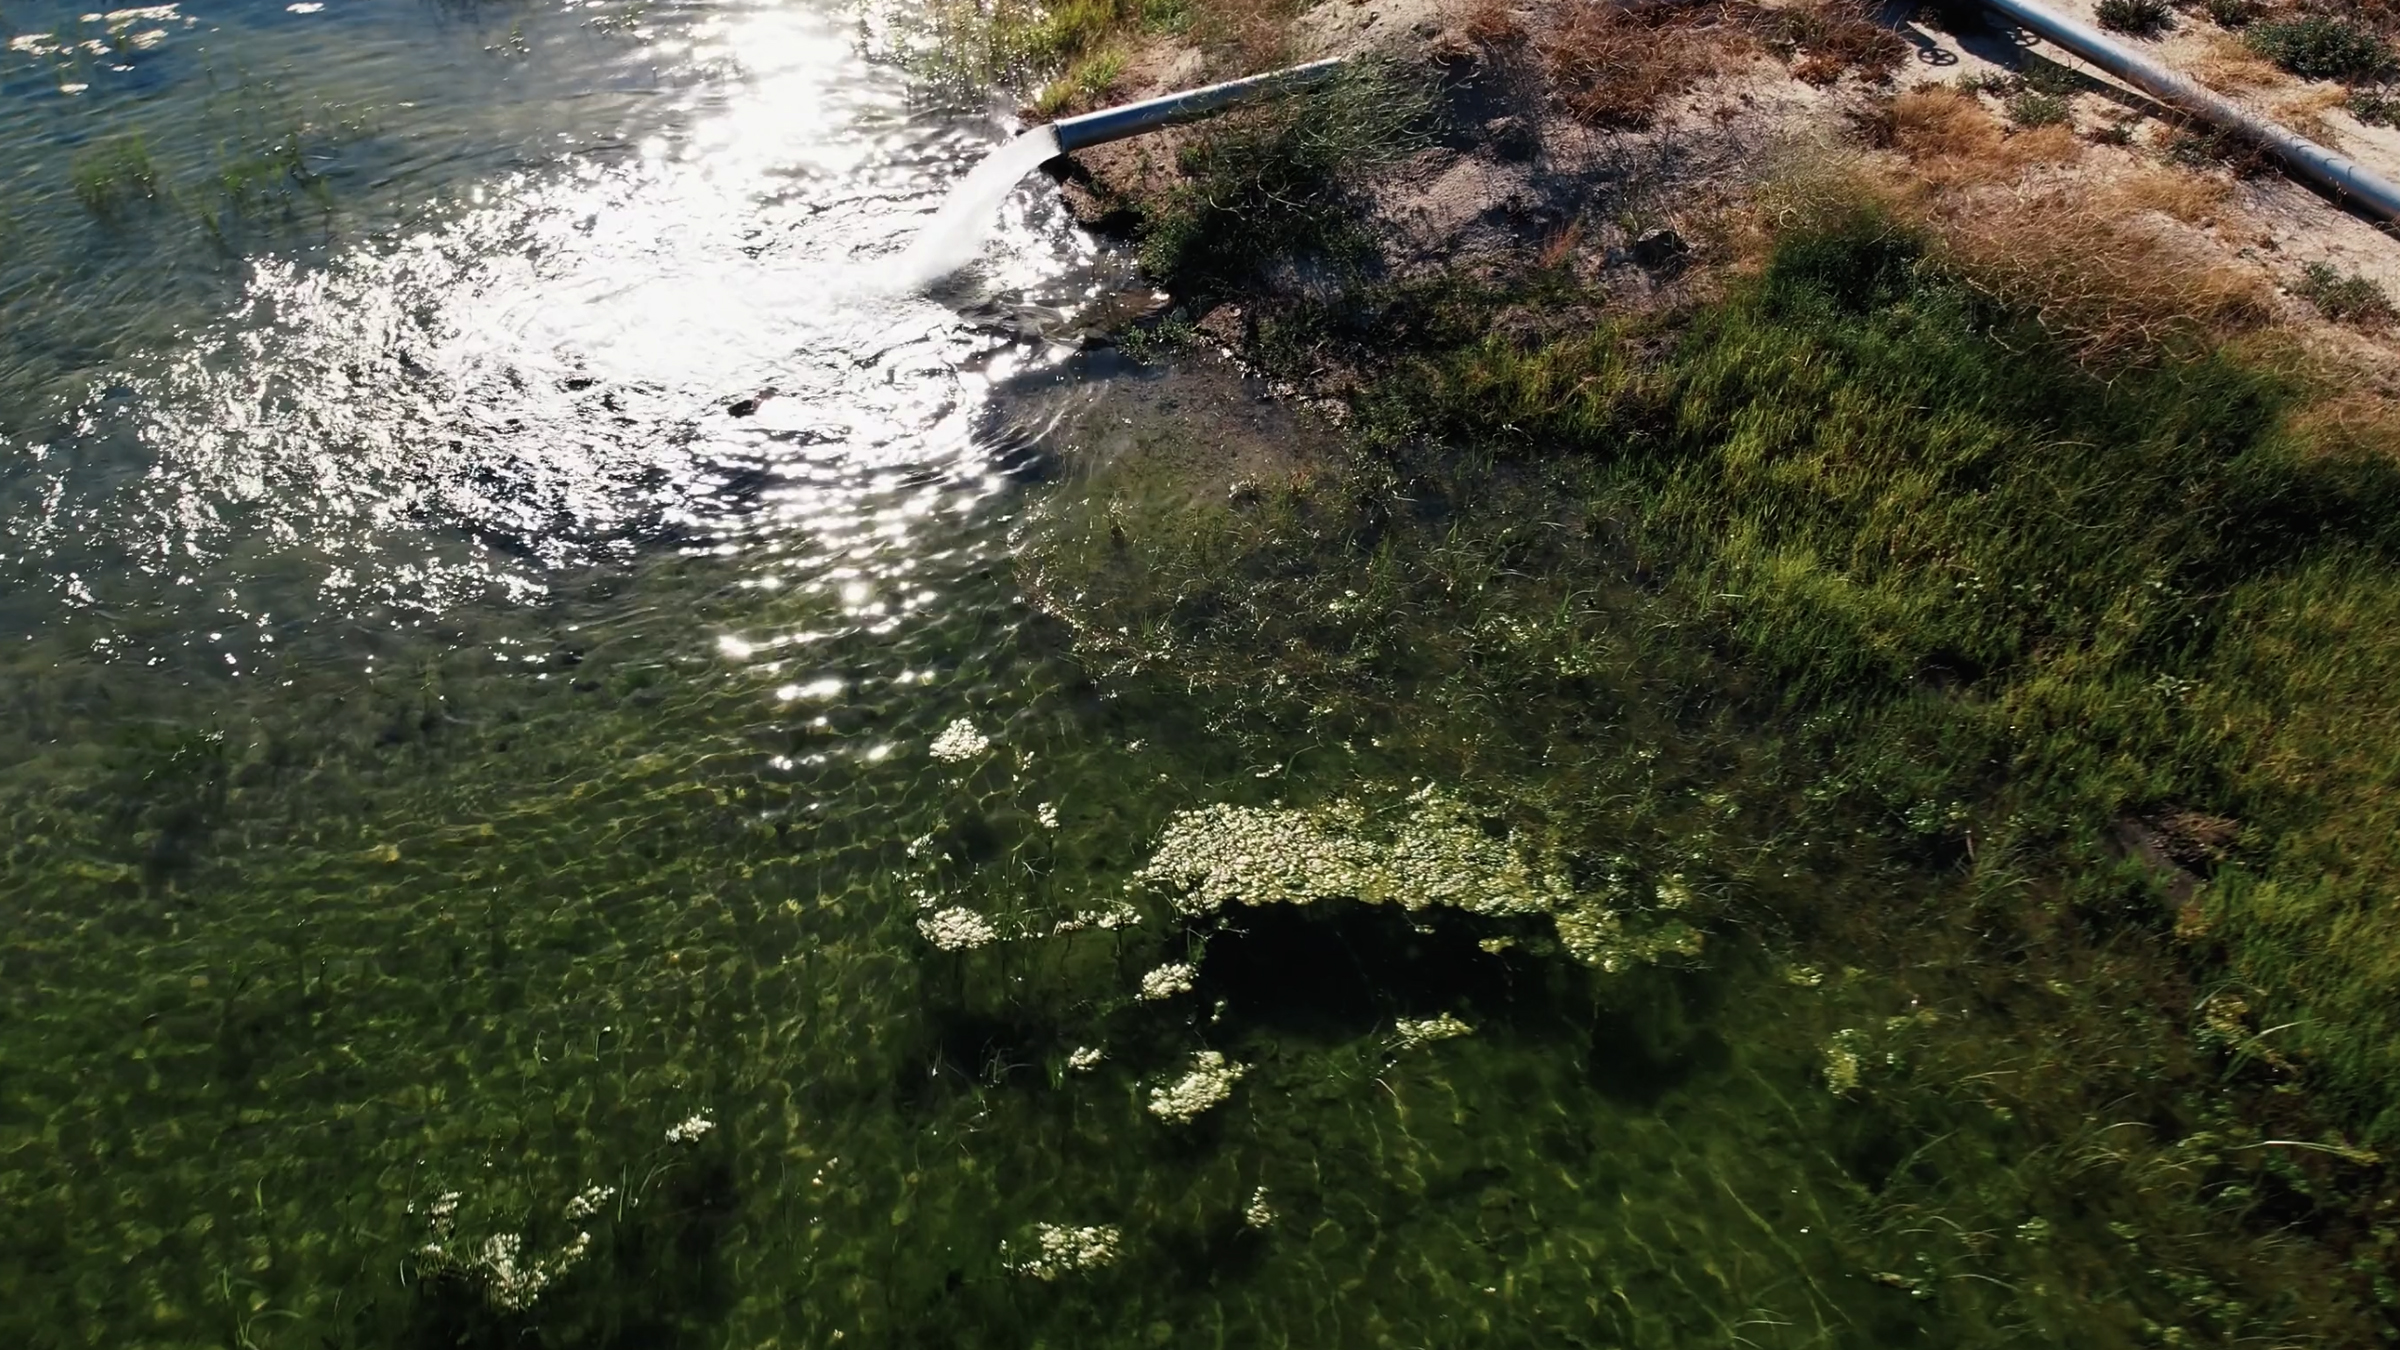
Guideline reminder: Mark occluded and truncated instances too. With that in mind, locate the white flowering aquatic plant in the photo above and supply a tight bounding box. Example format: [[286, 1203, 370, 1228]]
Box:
[[929, 717, 990, 762], [1243, 1186, 1276, 1229], [1002, 1222, 1122, 1279], [1138, 961, 1195, 1001], [1147, 1050, 1246, 1123], [414, 1183, 609, 1313], [917, 906, 998, 950], [665, 1113, 715, 1144], [1137, 784, 1705, 971], [1391, 1013, 1474, 1051]]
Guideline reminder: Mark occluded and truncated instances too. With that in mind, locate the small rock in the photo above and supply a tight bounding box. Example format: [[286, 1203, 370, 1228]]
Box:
[[726, 386, 778, 418], [1631, 228, 1689, 271], [1484, 115, 1537, 162], [1414, 17, 1441, 35]]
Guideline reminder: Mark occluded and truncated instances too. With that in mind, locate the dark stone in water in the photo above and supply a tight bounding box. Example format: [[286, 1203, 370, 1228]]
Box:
[[725, 386, 778, 418]]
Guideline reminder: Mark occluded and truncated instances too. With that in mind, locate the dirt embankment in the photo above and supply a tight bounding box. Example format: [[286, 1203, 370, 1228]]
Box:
[[1044, 0, 2400, 379]]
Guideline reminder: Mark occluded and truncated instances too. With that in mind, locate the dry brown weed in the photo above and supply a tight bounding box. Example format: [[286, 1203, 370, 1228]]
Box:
[[2189, 31, 2288, 90], [1539, 1, 1734, 128], [1768, 0, 1910, 85], [2108, 166, 2235, 223], [1462, 0, 1528, 44]]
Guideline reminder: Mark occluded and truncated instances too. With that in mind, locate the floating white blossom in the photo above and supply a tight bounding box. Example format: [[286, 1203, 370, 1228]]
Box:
[[1003, 1223, 1122, 1280], [929, 718, 990, 762], [665, 1113, 715, 1144], [1067, 1045, 1105, 1072], [1138, 962, 1196, 1001], [918, 906, 998, 951], [1243, 1187, 1277, 1229], [1147, 1050, 1246, 1123], [1037, 801, 1061, 829], [1391, 1013, 1474, 1050]]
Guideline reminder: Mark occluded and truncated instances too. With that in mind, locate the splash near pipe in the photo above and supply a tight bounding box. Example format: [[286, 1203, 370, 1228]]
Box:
[[1975, 0, 2400, 223], [901, 58, 1346, 284]]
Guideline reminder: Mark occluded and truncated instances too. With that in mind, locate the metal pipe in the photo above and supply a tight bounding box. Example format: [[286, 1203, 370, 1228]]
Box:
[[1048, 58, 1346, 152], [1975, 0, 2400, 222]]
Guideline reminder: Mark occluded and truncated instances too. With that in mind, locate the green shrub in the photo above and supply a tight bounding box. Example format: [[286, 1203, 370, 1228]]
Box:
[[2006, 89, 2072, 127], [2204, 0, 2256, 27], [2095, 0, 2172, 37], [2348, 86, 2400, 125], [2246, 14, 2391, 80], [2293, 260, 2396, 323], [1135, 65, 1429, 290]]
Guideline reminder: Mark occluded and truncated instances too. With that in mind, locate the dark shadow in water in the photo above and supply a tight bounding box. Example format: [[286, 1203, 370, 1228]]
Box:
[[1583, 964, 1732, 1108], [1194, 900, 1535, 1044]]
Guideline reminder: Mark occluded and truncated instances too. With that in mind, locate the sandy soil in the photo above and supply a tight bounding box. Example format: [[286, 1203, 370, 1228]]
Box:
[[1046, 0, 2400, 371]]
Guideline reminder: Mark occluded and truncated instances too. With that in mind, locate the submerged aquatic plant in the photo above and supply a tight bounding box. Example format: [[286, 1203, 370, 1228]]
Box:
[[1146, 1050, 1246, 1123], [930, 716, 991, 761], [1003, 1222, 1124, 1280], [1390, 1013, 1474, 1051], [918, 906, 1000, 950], [1137, 961, 1196, 1000], [1139, 786, 1702, 970], [1243, 1186, 1276, 1229]]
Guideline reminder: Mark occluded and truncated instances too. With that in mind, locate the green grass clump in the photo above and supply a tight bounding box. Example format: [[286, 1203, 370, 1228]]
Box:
[[2246, 14, 2392, 80], [2005, 88, 2072, 127], [70, 134, 162, 217], [1134, 66, 1429, 291], [2095, 0, 2172, 37], [2292, 260, 2396, 323], [2204, 0, 2256, 26], [1342, 206, 2400, 1141]]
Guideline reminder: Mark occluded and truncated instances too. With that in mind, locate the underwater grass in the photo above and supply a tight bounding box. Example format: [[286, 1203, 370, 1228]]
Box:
[[70, 133, 163, 218]]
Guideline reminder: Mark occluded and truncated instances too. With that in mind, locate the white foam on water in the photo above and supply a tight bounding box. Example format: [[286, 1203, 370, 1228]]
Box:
[[896, 124, 1064, 289]]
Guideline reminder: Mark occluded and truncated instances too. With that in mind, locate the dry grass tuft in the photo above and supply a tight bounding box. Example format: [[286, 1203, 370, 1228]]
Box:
[[2271, 84, 2349, 144], [1932, 186, 2273, 353], [2107, 166, 2235, 223], [1769, 0, 1911, 85], [1783, 95, 2273, 356], [1462, 0, 1528, 45], [2003, 121, 2083, 164], [2189, 30, 2289, 90], [1539, 0, 1732, 129]]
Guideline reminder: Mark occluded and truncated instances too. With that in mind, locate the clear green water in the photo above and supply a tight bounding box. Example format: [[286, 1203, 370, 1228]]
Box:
[[0, 2, 2375, 1346]]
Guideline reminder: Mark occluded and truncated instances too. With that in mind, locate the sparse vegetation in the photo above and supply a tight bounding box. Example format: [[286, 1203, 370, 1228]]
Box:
[[2246, 13, 2392, 80], [2006, 87, 2072, 127], [2347, 84, 2400, 124], [2096, 0, 2173, 37], [2293, 259, 2397, 323], [1537, 0, 1721, 128], [1761, 0, 1910, 86], [2204, 0, 2257, 26], [1128, 65, 1430, 289], [69, 133, 161, 217]]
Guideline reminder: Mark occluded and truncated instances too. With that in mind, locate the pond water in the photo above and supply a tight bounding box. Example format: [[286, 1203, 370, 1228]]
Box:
[[0, 1, 2354, 1347]]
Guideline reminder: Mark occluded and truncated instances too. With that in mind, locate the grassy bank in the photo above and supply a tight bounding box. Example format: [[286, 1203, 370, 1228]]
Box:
[[1004, 76, 2400, 1329]]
